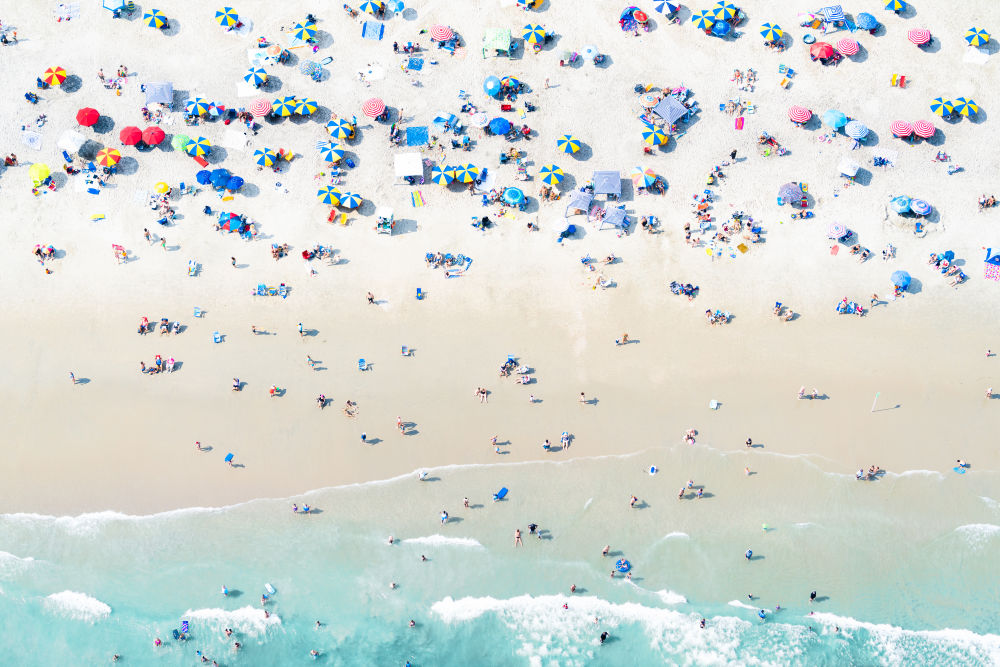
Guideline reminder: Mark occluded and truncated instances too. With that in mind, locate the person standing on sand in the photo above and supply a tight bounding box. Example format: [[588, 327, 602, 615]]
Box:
[[514, 529, 522, 547], [251, 325, 257, 335], [160, 237, 166, 250], [367, 291, 375, 305], [579, 392, 586, 405], [298, 322, 304, 338], [464, 497, 469, 508], [68, 371, 76, 384], [144, 228, 152, 244], [602, 545, 610, 557], [231, 256, 236, 267]]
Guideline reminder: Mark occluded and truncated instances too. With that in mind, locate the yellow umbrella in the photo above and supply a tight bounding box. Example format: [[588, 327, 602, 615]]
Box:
[[29, 163, 51, 185], [154, 182, 170, 194], [43, 66, 68, 86]]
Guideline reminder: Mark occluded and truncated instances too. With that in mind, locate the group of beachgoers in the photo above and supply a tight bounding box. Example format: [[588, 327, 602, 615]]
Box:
[[137, 316, 180, 336]]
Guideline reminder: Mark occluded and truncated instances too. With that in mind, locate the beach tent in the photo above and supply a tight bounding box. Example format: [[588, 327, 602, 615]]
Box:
[[592, 171, 622, 198], [652, 96, 689, 125], [599, 206, 628, 231], [58, 129, 86, 154], [483, 28, 513, 59], [103, 0, 125, 13], [564, 190, 593, 217], [394, 152, 423, 179], [144, 82, 173, 106]]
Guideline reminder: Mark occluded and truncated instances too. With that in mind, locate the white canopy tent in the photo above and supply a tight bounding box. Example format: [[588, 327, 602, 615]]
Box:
[[394, 152, 423, 179]]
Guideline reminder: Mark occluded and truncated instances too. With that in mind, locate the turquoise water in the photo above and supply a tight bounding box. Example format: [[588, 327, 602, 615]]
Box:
[[2, 449, 999, 665]]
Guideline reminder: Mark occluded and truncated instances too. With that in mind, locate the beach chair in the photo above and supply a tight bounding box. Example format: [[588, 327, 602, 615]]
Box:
[[187, 260, 197, 276], [416, 287, 424, 300], [897, 75, 906, 88], [193, 306, 203, 317], [779, 78, 790, 88], [778, 64, 794, 77], [358, 358, 367, 371], [401, 345, 409, 356], [213, 331, 222, 343], [278, 284, 288, 299], [890, 74, 898, 86], [62, 150, 73, 163]]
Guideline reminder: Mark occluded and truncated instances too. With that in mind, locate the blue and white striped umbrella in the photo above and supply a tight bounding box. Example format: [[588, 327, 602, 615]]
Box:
[[654, 1, 679, 14], [844, 120, 869, 139], [337, 192, 363, 209]]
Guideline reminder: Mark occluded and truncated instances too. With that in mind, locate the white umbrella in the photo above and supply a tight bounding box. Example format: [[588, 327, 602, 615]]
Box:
[[837, 157, 860, 177], [581, 44, 600, 61], [470, 113, 489, 128], [58, 129, 86, 153]]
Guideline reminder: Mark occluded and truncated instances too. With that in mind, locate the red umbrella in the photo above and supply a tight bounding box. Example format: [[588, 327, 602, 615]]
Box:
[[810, 42, 834, 59], [836, 38, 859, 56], [362, 97, 386, 118], [907, 29, 931, 45], [249, 98, 272, 117], [912, 120, 935, 138], [119, 126, 142, 145], [429, 24, 453, 41], [142, 126, 165, 145], [76, 107, 100, 126], [788, 106, 812, 123], [890, 120, 913, 137]]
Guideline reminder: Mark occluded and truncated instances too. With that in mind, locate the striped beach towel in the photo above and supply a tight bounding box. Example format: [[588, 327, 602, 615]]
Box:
[[411, 190, 426, 207]]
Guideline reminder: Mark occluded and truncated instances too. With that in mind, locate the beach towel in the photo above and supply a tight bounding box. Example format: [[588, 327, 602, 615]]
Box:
[[21, 131, 43, 151], [407, 58, 424, 71], [735, 117, 744, 130], [132, 190, 150, 206], [54, 3, 81, 20], [985, 263, 1000, 281], [963, 47, 990, 65], [411, 190, 425, 207], [362, 21, 384, 41], [870, 148, 898, 165], [406, 126, 429, 146]]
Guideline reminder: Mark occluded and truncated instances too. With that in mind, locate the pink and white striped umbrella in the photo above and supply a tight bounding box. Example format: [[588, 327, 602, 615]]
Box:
[[890, 120, 913, 137], [430, 24, 453, 41], [788, 105, 812, 123], [912, 120, 935, 138], [907, 28, 931, 45], [362, 97, 386, 118], [249, 98, 272, 117], [836, 38, 859, 56]]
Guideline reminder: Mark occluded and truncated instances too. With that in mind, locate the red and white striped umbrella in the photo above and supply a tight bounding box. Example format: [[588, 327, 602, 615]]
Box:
[[788, 105, 812, 123], [249, 98, 272, 117], [430, 24, 453, 41], [362, 97, 386, 118], [836, 38, 859, 56], [907, 28, 931, 45], [912, 120, 935, 138], [890, 120, 913, 137]]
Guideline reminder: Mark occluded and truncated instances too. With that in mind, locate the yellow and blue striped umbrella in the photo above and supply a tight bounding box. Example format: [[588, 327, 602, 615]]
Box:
[[318, 142, 345, 163], [293, 22, 317, 42], [452, 164, 479, 183], [272, 96, 297, 117], [143, 9, 167, 29], [522, 24, 546, 44], [244, 67, 267, 86], [712, 2, 737, 21], [691, 10, 714, 30], [185, 136, 212, 156], [556, 134, 581, 154], [965, 27, 990, 47], [186, 98, 210, 116], [952, 97, 979, 116], [540, 164, 564, 186], [338, 192, 363, 209], [884, 0, 905, 11], [326, 119, 355, 140], [254, 148, 278, 167], [317, 186, 340, 205], [360, 0, 383, 15], [295, 98, 318, 115], [929, 97, 954, 116], [215, 7, 238, 27], [641, 124, 667, 145], [430, 165, 454, 186], [760, 23, 782, 42]]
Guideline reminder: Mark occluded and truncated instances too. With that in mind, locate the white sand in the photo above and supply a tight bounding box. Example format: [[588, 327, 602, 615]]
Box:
[[0, 1, 998, 513]]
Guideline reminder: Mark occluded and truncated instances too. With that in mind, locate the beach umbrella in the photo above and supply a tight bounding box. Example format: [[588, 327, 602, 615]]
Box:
[[638, 93, 659, 108], [186, 98, 210, 116], [788, 106, 811, 124], [630, 166, 657, 188], [712, 2, 737, 21], [338, 192, 363, 209], [838, 157, 861, 177], [810, 42, 834, 59], [244, 67, 267, 87], [362, 97, 385, 118], [909, 199, 931, 215], [654, 2, 679, 14], [557, 135, 581, 154], [210, 169, 231, 188], [318, 142, 345, 163], [890, 196, 911, 213], [856, 13, 878, 30], [326, 119, 355, 140], [965, 27, 990, 47], [119, 126, 142, 145], [76, 107, 99, 126], [890, 120, 913, 137], [29, 163, 50, 185], [540, 164, 564, 186], [226, 176, 244, 192], [822, 110, 847, 129], [500, 76, 520, 88], [581, 45, 601, 61], [43, 66, 68, 86], [777, 182, 802, 201], [249, 98, 272, 117], [907, 29, 930, 45], [826, 222, 847, 239], [522, 24, 546, 44], [295, 98, 318, 115], [691, 10, 714, 31], [884, 0, 906, 11], [470, 113, 489, 128], [952, 97, 979, 117], [641, 124, 667, 145], [489, 117, 512, 135], [633, 10, 649, 24], [57, 129, 86, 154], [299, 60, 319, 76], [196, 170, 212, 185], [360, 0, 383, 15], [254, 148, 278, 167], [317, 186, 340, 205], [95, 148, 121, 167], [929, 98, 954, 117], [430, 25, 453, 42], [891, 270, 911, 290], [452, 164, 479, 184], [171, 134, 190, 151], [430, 165, 454, 186], [844, 120, 869, 139], [712, 21, 731, 37], [503, 187, 525, 206], [292, 22, 317, 42], [143, 9, 167, 28], [186, 136, 212, 156], [272, 96, 297, 117], [912, 120, 935, 138], [215, 7, 238, 28], [837, 38, 860, 56], [483, 76, 502, 97], [142, 126, 165, 145], [760, 23, 783, 42]]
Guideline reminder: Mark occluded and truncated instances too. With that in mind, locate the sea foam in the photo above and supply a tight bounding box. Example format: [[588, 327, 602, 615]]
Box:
[[955, 523, 1000, 549], [405, 535, 484, 548], [182, 605, 281, 637], [42, 591, 111, 622]]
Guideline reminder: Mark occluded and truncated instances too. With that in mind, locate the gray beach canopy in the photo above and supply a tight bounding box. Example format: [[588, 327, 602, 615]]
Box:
[[652, 97, 688, 125], [592, 171, 622, 197], [144, 81, 174, 106], [564, 190, 593, 217]]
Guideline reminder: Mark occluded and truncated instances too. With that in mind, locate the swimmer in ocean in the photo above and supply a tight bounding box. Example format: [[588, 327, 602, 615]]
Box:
[[745, 549, 753, 560], [700, 619, 706, 628], [600, 631, 609, 644], [810, 590, 817, 603]]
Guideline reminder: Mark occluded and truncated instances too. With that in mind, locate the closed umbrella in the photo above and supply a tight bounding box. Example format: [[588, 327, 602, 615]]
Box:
[[837, 38, 859, 56], [890, 120, 913, 137], [641, 124, 667, 145], [952, 97, 979, 117], [326, 119, 355, 140], [777, 182, 802, 201], [196, 170, 212, 185], [810, 42, 834, 59], [318, 142, 345, 163], [489, 117, 512, 135], [691, 10, 714, 31], [292, 22, 316, 42], [909, 199, 931, 215], [226, 176, 245, 192], [483, 76, 501, 97], [760, 23, 783, 42], [43, 66, 68, 86], [907, 29, 931, 45], [186, 136, 212, 156], [119, 126, 142, 145], [362, 97, 385, 118], [272, 96, 297, 117], [788, 106, 812, 123], [317, 186, 340, 205], [540, 164, 564, 186], [503, 187, 525, 206], [891, 271, 911, 290], [929, 98, 954, 117], [338, 192, 363, 209], [856, 13, 878, 30], [430, 25, 453, 42], [890, 196, 911, 213], [76, 107, 100, 126], [294, 98, 318, 115], [965, 27, 990, 47], [557, 135, 581, 154], [171, 134, 191, 151], [142, 126, 165, 145], [254, 148, 278, 167], [244, 67, 268, 87], [712, 21, 731, 37], [29, 163, 50, 185], [215, 7, 238, 28], [96, 148, 121, 167], [844, 120, 868, 139], [912, 120, 935, 138], [522, 25, 546, 44], [430, 165, 454, 186], [822, 109, 847, 129], [249, 98, 272, 117], [210, 169, 231, 188], [143, 9, 167, 28]]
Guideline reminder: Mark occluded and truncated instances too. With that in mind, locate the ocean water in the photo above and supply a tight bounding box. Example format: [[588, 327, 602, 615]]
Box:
[[2, 448, 999, 666]]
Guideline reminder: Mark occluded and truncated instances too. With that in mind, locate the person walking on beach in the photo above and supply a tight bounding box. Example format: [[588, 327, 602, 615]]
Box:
[[602, 545, 610, 557], [361, 432, 367, 444], [514, 528, 522, 547], [464, 497, 469, 508], [251, 325, 257, 335], [397, 416, 404, 434], [440, 510, 448, 524], [298, 322, 304, 338], [231, 256, 236, 267], [579, 392, 586, 405], [307, 355, 315, 368], [144, 228, 152, 244], [629, 495, 638, 508], [68, 371, 76, 385], [160, 237, 167, 251], [367, 291, 375, 305]]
